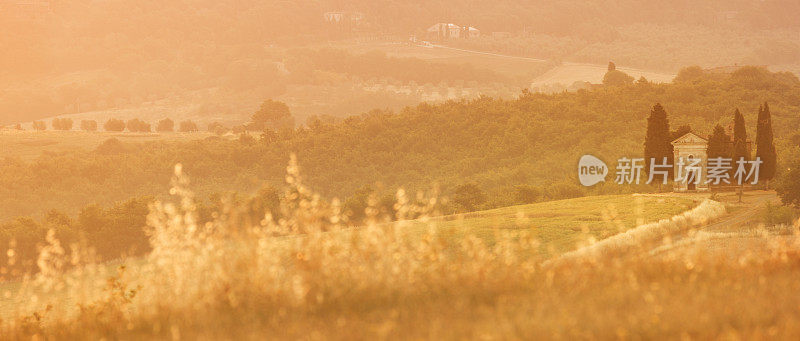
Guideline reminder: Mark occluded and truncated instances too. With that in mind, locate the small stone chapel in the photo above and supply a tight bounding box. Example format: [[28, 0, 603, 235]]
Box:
[[671, 132, 709, 192]]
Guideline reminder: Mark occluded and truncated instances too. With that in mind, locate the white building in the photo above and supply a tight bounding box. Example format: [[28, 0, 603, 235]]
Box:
[[426, 23, 480, 40], [671, 132, 709, 191], [324, 11, 364, 25]]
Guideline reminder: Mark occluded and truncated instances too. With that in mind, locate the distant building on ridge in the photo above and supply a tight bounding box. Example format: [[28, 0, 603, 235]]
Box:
[[426, 23, 480, 41]]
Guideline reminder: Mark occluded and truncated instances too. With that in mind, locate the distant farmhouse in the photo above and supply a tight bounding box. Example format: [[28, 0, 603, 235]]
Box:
[[426, 23, 480, 41], [324, 11, 364, 25]]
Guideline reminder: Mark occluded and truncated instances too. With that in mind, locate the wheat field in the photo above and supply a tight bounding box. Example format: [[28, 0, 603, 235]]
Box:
[[0, 158, 797, 340]]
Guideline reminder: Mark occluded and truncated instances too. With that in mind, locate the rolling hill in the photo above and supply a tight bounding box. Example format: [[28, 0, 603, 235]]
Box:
[[1, 66, 798, 221]]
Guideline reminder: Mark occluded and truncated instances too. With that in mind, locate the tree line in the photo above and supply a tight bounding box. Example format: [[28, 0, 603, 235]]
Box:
[[25, 118, 222, 134], [22, 99, 300, 135]]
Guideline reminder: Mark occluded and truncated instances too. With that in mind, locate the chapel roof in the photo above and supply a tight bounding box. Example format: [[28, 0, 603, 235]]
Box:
[[671, 132, 708, 145]]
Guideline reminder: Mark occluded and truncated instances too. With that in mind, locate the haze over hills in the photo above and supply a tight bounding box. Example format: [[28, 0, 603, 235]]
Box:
[[2, 66, 798, 221], [1, 0, 798, 125], [3, 2, 800, 338]]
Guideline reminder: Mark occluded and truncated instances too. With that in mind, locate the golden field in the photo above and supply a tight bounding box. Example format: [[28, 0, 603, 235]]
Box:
[[0, 160, 796, 339]]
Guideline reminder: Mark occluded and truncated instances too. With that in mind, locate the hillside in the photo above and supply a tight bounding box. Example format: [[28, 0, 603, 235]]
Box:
[[1, 66, 798, 221], [2, 178, 796, 339], [2, 1, 798, 125], [4, 2, 800, 338], [0, 130, 218, 161], [0, 193, 696, 318]]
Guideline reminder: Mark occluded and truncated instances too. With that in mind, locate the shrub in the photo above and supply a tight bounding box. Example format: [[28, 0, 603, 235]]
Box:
[[515, 185, 542, 204], [52, 118, 73, 130], [452, 183, 486, 212], [80, 120, 98, 131], [95, 138, 128, 154], [602, 70, 634, 87], [156, 118, 174, 132], [777, 157, 800, 208], [178, 120, 198, 132], [238, 132, 255, 145], [674, 66, 705, 83], [104, 119, 126, 132], [545, 182, 585, 200], [0, 195, 151, 276], [260, 129, 279, 144], [343, 186, 373, 223], [244, 186, 281, 224], [343, 186, 397, 224], [32, 121, 47, 131], [763, 202, 800, 226], [207, 122, 227, 135], [250, 100, 294, 130], [126, 118, 151, 132]]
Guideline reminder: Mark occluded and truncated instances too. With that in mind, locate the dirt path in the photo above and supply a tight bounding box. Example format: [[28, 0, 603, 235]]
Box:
[[646, 191, 782, 258], [419, 43, 549, 63], [703, 192, 777, 231], [550, 191, 781, 263]]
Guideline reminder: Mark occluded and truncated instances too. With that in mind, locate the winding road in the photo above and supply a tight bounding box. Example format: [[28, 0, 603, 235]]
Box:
[[646, 191, 780, 258]]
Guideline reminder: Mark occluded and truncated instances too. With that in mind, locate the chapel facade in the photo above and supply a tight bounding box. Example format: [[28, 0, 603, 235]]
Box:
[[671, 132, 710, 191]]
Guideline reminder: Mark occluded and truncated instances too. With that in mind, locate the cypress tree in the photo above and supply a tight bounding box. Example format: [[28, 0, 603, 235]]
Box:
[[670, 124, 692, 141], [644, 103, 673, 182], [706, 124, 732, 159], [732, 108, 750, 162], [756, 102, 777, 185], [732, 108, 750, 198]]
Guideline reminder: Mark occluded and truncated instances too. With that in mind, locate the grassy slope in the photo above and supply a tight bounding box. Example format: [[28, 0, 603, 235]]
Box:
[[0, 194, 696, 319], [8, 193, 798, 340], [0, 130, 220, 161], [400, 194, 697, 256]]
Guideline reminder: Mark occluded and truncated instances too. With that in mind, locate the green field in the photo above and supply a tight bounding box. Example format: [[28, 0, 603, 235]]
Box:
[[0, 130, 219, 161], [396, 194, 697, 256]]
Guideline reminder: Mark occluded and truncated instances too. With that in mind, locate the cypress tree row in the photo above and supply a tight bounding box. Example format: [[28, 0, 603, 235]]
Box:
[[756, 102, 777, 185], [644, 103, 673, 182]]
